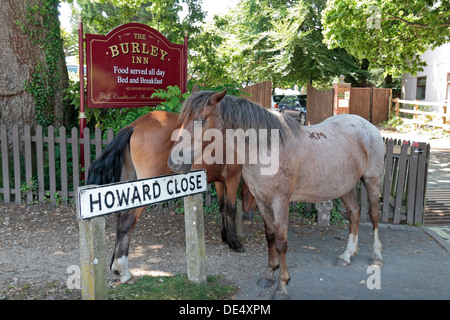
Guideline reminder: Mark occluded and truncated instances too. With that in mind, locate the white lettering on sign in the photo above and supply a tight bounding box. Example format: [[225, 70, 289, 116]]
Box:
[[77, 170, 207, 220]]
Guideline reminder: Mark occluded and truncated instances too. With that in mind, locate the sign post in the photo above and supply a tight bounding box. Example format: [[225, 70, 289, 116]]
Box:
[[78, 18, 87, 180], [77, 170, 207, 299], [184, 193, 206, 284], [77, 21, 191, 299], [79, 217, 108, 300]]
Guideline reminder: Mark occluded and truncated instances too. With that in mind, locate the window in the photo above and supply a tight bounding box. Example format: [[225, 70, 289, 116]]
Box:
[[416, 76, 426, 100], [446, 73, 450, 99]]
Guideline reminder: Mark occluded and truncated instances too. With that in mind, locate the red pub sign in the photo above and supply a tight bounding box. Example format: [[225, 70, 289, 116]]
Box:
[[85, 23, 187, 108]]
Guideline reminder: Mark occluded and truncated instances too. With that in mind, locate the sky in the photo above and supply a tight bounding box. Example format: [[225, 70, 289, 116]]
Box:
[[58, 0, 240, 32], [195, 0, 240, 20]]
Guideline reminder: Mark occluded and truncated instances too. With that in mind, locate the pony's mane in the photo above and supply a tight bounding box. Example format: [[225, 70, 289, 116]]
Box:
[[180, 91, 302, 146]]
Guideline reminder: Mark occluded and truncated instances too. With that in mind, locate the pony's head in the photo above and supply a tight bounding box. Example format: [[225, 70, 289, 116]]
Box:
[[168, 90, 227, 174]]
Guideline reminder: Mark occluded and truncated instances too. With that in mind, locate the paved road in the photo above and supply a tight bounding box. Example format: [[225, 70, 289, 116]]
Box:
[[237, 223, 450, 300], [428, 150, 450, 190]]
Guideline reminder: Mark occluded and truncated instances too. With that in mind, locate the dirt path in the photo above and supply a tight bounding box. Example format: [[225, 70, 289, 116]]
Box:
[[0, 202, 272, 300], [378, 125, 450, 151]]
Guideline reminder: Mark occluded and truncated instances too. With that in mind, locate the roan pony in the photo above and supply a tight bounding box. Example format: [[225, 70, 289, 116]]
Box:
[[168, 90, 385, 299]]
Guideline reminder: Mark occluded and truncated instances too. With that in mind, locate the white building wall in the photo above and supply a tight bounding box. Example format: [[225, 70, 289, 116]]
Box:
[[402, 42, 450, 104]]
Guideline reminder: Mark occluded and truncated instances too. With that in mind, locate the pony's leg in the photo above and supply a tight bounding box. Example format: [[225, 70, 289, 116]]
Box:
[[216, 181, 228, 244], [336, 190, 360, 267], [111, 206, 146, 283], [257, 199, 290, 299], [225, 174, 244, 252], [363, 177, 383, 267], [241, 181, 256, 224], [217, 180, 243, 252], [257, 214, 279, 288], [272, 199, 290, 299]]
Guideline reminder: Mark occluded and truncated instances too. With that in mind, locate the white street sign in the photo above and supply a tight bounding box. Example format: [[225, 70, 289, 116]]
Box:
[[77, 170, 207, 220]]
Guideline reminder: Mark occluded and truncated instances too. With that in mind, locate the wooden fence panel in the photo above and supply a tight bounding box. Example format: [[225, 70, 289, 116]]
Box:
[[95, 127, 102, 158], [240, 81, 272, 109], [393, 142, 408, 224], [377, 138, 430, 225], [306, 84, 334, 125], [0, 126, 112, 205], [12, 125, 21, 204], [414, 142, 429, 223], [307, 85, 391, 124], [406, 143, 419, 224], [70, 127, 80, 198], [382, 139, 394, 222], [349, 87, 371, 121], [59, 127, 68, 203], [48, 126, 57, 203], [83, 127, 91, 181], [372, 88, 391, 123], [23, 126, 33, 203], [391, 98, 450, 129], [1, 125, 10, 203], [36, 126, 45, 203], [0, 125, 430, 225]]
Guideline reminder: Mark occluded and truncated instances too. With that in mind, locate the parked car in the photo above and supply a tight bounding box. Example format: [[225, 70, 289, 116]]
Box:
[[271, 95, 285, 111], [278, 94, 307, 124]]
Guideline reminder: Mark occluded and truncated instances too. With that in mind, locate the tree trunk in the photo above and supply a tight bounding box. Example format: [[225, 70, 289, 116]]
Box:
[[0, 0, 68, 128], [384, 74, 393, 88]]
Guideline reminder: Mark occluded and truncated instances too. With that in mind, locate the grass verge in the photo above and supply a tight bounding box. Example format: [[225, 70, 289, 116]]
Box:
[[109, 274, 236, 300]]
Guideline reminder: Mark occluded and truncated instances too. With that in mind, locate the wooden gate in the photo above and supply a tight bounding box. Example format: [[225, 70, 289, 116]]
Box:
[[306, 84, 334, 125], [306, 85, 391, 124], [358, 138, 430, 225], [350, 87, 392, 123], [241, 81, 272, 109], [349, 87, 371, 120], [372, 88, 392, 123]]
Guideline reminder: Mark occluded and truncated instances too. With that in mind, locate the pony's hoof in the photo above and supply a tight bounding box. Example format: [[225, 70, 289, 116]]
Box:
[[335, 258, 350, 267], [257, 278, 274, 288], [231, 241, 245, 253], [272, 288, 289, 300], [242, 211, 254, 224], [369, 259, 383, 268], [271, 292, 289, 300], [221, 230, 228, 244], [120, 274, 134, 284]]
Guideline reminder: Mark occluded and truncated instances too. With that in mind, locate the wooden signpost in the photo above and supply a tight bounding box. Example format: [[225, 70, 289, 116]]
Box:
[[77, 21, 191, 300], [77, 170, 207, 300]]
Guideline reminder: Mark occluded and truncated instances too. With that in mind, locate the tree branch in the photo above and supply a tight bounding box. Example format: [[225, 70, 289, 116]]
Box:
[[382, 13, 450, 28]]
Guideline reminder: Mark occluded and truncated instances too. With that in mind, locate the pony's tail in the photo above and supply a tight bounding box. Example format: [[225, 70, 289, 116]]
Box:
[[86, 126, 135, 185]]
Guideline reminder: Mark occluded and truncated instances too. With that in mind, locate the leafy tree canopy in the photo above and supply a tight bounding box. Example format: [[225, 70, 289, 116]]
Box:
[[192, 0, 369, 89], [69, 0, 205, 44], [322, 0, 450, 77]]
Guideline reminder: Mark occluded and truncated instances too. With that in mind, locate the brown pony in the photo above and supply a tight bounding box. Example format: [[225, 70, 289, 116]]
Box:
[[168, 90, 385, 299], [87, 110, 250, 284]]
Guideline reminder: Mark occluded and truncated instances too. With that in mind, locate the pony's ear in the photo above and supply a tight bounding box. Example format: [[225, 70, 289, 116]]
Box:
[[192, 85, 200, 93], [209, 90, 227, 106]]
